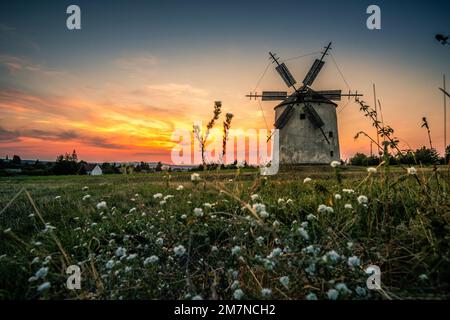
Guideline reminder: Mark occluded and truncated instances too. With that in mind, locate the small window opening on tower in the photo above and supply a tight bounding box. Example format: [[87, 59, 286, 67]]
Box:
[[328, 131, 333, 138], [330, 151, 334, 157], [300, 113, 306, 120]]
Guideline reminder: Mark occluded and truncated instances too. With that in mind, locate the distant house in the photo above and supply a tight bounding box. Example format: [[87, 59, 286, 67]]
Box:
[[83, 164, 103, 176]]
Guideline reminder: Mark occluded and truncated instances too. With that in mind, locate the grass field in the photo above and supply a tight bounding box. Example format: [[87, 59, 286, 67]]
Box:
[[0, 164, 449, 300]]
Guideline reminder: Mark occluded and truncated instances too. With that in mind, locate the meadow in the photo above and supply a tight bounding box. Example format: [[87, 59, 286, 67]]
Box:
[[0, 164, 448, 300]]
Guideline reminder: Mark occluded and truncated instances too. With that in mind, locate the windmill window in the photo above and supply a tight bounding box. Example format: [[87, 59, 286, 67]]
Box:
[[330, 151, 334, 157], [328, 131, 333, 138], [300, 113, 306, 120]]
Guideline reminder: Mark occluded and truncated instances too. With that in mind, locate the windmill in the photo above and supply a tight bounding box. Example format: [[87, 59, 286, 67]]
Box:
[[247, 42, 362, 164]]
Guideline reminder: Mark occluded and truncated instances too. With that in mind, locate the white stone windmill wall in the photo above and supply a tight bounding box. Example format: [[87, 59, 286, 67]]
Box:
[[274, 99, 340, 164]]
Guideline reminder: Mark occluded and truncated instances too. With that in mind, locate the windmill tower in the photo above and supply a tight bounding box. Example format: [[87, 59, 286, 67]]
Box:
[[247, 42, 362, 164]]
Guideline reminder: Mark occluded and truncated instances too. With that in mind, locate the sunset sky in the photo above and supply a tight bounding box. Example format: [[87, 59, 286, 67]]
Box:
[[0, 0, 449, 163]]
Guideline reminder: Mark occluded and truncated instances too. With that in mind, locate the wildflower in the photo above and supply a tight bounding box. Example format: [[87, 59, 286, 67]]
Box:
[[3, 228, 11, 234], [155, 238, 164, 245], [356, 286, 367, 297], [105, 260, 115, 269], [330, 160, 340, 168], [153, 193, 163, 199], [335, 283, 352, 295], [82, 186, 89, 191], [334, 194, 342, 200], [277, 198, 285, 206], [115, 247, 127, 258], [129, 207, 137, 213], [126, 254, 137, 261], [268, 248, 283, 258], [327, 289, 339, 300], [233, 289, 244, 300], [191, 173, 200, 182], [344, 204, 353, 210], [261, 288, 272, 297], [306, 214, 317, 221], [279, 276, 290, 287], [347, 256, 361, 268], [317, 204, 328, 213], [31, 257, 40, 264], [326, 206, 334, 213], [342, 188, 355, 194], [250, 194, 259, 201], [252, 203, 269, 218], [82, 195, 91, 201], [54, 196, 61, 200], [35, 267, 48, 279], [323, 250, 340, 263], [96, 201, 107, 210], [37, 282, 51, 292], [305, 263, 316, 275], [159, 200, 166, 206], [306, 293, 318, 300], [357, 195, 368, 205], [180, 214, 187, 219], [256, 236, 264, 245], [143, 255, 159, 266], [192, 295, 203, 300], [176, 185, 184, 191], [272, 220, 280, 228], [301, 221, 308, 228], [193, 208, 204, 217], [367, 167, 377, 174], [203, 202, 212, 209], [286, 199, 293, 205], [163, 195, 174, 201], [173, 245, 186, 256], [263, 259, 276, 271], [231, 280, 240, 290], [419, 274, 428, 281], [303, 177, 312, 184], [231, 246, 241, 255], [297, 227, 309, 241], [211, 245, 218, 252]]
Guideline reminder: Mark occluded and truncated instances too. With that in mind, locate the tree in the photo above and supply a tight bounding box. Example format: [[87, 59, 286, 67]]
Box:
[[12, 155, 21, 165], [414, 146, 440, 164], [193, 101, 222, 169], [222, 112, 234, 159], [53, 151, 79, 175], [446, 145, 450, 163], [155, 161, 163, 172]]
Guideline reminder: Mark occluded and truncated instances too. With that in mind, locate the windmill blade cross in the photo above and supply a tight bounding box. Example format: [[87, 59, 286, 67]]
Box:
[[440, 87, 450, 98]]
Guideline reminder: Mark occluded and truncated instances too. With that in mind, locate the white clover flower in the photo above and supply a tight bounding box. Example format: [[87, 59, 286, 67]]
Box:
[[334, 194, 342, 200], [37, 282, 51, 292], [330, 160, 341, 168], [306, 214, 317, 221], [279, 276, 290, 287], [193, 208, 204, 217], [268, 248, 283, 258], [203, 203, 212, 209], [191, 173, 200, 182], [155, 238, 164, 245], [301, 221, 308, 228], [407, 167, 417, 175], [31, 257, 40, 264], [327, 288, 339, 300], [3, 228, 11, 234], [153, 193, 163, 199], [231, 246, 241, 255], [367, 167, 377, 174], [82, 186, 89, 191], [126, 254, 137, 261], [347, 256, 361, 268], [233, 289, 244, 300], [180, 214, 187, 219], [303, 177, 312, 184], [159, 200, 166, 206], [173, 245, 186, 256], [54, 196, 61, 200], [176, 185, 184, 191], [250, 194, 259, 201], [252, 203, 269, 218], [231, 280, 240, 290], [344, 203, 353, 210], [115, 247, 127, 258], [35, 267, 48, 279], [323, 250, 340, 263], [105, 260, 115, 269], [306, 292, 318, 300], [129, 207, 137, 213], [357, 195, 368, 205], [211, 245, 218, 252], [261, 288, 272, 297], [343, 188, 355, 194], [335, 283, 352, 295], [96, 201, 107, 210], [419, 274, 428, 281], [297, 227, 309, 241], [163, 195, 174, 201], [272, 220, 280, 228], [82, 194, 91, 201], [143, 255, 159, 266], [256, 236, 264, 245], [277, 198, 285, 205], [286, 199, 293, 205], [326, 206, 334, 213], [317, 204, 328, 213]]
